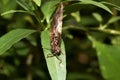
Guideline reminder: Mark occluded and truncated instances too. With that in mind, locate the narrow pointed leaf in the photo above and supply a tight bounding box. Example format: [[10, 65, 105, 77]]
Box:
[[64, 0, 113, 14], [107, 16, 120, 24], [41, 31, 66, 80], [79, 0, 113, 14], [89, 36, 120, 80], [33, 0, 41, 7], [92, 13, 103, 23], [101, 1, 120, 11], [0, 29, 35, 55], [1, 10, 30, 16], [16, 0, 35, 11]]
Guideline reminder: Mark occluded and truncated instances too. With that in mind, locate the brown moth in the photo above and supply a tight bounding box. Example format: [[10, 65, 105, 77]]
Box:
[[49, 2, 63, 62]]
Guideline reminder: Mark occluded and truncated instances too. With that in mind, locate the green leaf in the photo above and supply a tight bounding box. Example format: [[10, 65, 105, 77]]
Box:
[[0, 0, 17, 19], [1, 10, 33, 16], [32, 0, 41, 7], [41, 31, 66, 80], [71, 12, 81, 22], [41, 1, 59, 23], [98, 16, 120, 29], [64, 0, 113, 15], [107, 16, 120, 24], [101, 1, 120, 11], [16, 0, 35, 11], [79, 0, 113, 14], [0, 29, 35, 55], [92, 12, 103, 23], [89, 37, 120, 80], [64, 3, 82, 14]]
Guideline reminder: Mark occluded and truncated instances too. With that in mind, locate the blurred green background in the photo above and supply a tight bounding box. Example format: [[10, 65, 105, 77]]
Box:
[[0, 0, 120, 80]]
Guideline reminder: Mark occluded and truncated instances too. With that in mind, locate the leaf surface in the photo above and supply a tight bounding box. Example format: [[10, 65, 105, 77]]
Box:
[[89, 36, 120, 80], [0, 29, 35, 55], [41, 31, 66, 80], [33, 0, 41, 7]]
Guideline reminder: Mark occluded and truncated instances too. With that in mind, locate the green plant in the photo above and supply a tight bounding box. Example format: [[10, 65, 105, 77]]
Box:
[[0, 0, 120, 80]]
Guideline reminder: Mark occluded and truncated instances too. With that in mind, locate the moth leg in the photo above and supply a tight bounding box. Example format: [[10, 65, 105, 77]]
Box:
[[60, 47, 64, 55], [46, 52, 62, 64], [55, 55, 62, 64], [61, 51, 64, 55], [47, 54, 54, 58], [42, 47, 50, 50]]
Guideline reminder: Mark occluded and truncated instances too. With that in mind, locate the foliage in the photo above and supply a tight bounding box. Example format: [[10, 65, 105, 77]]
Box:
[[0, 0, 120, 80], [41, 31, 66, 80]]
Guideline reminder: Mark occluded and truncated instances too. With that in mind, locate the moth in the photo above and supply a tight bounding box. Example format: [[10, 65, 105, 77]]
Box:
[[49, 2, 63, 63]]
